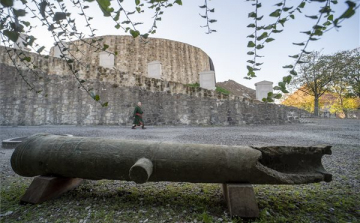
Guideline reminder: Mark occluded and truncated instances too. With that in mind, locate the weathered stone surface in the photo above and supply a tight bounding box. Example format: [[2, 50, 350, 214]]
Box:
[[0, 62, 309, 126], [11, 134, 332, 184], [223, 184, 259, 218], [49, 36, 212, 85]]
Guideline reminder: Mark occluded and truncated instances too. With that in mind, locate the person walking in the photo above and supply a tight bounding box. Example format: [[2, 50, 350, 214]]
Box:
[[132, 102, 146, 129]]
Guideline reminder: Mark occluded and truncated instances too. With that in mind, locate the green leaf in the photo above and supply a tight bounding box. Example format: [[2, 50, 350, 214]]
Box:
[[174, 0, 182, 5], [37, 46, 45, 54], [141, 33, 149, 39], [269, 9, 281, 17], [102, 102, 109, 107], [290, 14, 295, 19], [301, 31, 311, 35], [3, 30, 19, 42], [283, 75, 292, 84], [94, 94, 100, 101], [298, 2, 306, 8], [247, 60, 255, 64], [290, 70, 297, 76], [272, 29, 283, 33], [264, 24, 273, 30], [22, 56, 31, 62], [289, 54, 299, 58], [338, 1, 356, 19], [256, 44, 264, 50], [265, 38, 275, 43], [13, 9, 27, 17], [248, 12, 257, 18], [0, 0, 14, 7], [247, 23, 256, 28], [53, 12, 67, 21], [305, 15, 318, 19], [102, 44, 109, 51], [273, 93, 282, 99], [114, 9, 121, 21], [135, 0, 140, 5], [257, 32, 268, 41], [130, 29, 140, 38], [209, 19, 217, 23], [96, 0, 114, 17], [115, 24, 120, 29], [39, 1, 47, 17], [313, 29, 323, 36], [21, 21, 31, 27], [293, 42, 305, 46], [283, 65, 293, 69], [247, 41, 255, 47], [247, 51, 255, 55], [283, 7, 293, 12]]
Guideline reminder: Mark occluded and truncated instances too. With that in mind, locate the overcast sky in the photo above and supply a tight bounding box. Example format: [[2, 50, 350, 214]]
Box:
[[10, 0, 360, 89]]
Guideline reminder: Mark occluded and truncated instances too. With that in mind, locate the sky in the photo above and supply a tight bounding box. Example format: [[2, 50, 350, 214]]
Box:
[[9, 0, 360, 89]]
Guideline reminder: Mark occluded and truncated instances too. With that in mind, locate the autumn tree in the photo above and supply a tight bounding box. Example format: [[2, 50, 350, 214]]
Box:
[[291, 50, 356, 116], [328, 48, 360, 117]]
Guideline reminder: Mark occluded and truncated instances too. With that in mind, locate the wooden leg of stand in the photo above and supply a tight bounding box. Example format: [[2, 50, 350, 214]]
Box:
[[20, 176, 83, 204], [222, 183, 259, 218]]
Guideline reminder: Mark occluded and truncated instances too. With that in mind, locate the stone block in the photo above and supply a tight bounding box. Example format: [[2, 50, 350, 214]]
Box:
[[99, 52, 115, 69], [222, 183, 259, 218], [255, 80, 273, 101], [147, 61, 162, 79], [199, 71, 216, 90], [20, 176, 82, 204], [52, 42, 69, 58]]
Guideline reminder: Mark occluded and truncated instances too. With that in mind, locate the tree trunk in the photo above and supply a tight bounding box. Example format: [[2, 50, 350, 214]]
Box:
[[314, 96, 319, 116]]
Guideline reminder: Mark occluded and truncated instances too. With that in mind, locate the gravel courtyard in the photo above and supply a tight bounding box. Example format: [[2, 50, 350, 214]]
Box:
[[1, 118, 359, 222]]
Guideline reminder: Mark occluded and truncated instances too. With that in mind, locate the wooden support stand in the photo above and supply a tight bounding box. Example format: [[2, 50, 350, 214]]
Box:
[[20, 176, 83, 204], [222, 183, 259, 218]]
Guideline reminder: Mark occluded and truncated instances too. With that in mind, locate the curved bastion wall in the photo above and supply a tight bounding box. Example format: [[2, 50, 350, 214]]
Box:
[[49, 35, 213, 85], [0, 44, 310, 126]]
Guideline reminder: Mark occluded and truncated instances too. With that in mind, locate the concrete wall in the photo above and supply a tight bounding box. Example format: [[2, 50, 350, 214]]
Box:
[[0, 61, 309, 126], [49, 35, 212, 85]]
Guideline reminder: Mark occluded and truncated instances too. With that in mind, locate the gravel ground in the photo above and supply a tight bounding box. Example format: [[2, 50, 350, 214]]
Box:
[[1, 118, 359, 222]]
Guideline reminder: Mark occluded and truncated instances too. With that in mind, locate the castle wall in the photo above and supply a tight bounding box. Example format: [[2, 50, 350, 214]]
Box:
[[49, 36, 212, 85], [0, 61, 309, 126]]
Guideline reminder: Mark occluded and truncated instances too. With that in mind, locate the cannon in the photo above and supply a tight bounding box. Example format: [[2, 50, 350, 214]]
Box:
[[11, 133, 332, 217]]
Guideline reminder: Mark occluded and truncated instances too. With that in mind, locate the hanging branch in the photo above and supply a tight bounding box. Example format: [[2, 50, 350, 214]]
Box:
[[199, 0, 216, 34]]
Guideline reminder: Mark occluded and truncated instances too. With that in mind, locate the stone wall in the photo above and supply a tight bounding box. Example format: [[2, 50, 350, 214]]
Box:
[[49, 35, 212, 85], [0, 61, 309, 126]]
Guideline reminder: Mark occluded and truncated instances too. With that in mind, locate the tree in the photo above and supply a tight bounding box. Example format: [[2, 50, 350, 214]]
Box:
[[344, 48, 360, 97], [291, 50, 356, 116], [328, 48, 360, 117], [0, 0, 359, 104], [281, 87, 317, 113]]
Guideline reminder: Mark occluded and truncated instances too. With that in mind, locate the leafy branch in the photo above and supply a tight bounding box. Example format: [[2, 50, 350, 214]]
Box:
[[199, 0, 216, 34]]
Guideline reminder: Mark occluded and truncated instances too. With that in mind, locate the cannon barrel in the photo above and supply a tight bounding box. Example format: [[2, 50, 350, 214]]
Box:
[[11, 133, 332, 184]]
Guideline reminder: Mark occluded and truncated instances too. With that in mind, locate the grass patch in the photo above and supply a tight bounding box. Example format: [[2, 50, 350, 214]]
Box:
[[186, 82, 200, 88], [216, 86, 230, 95]]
